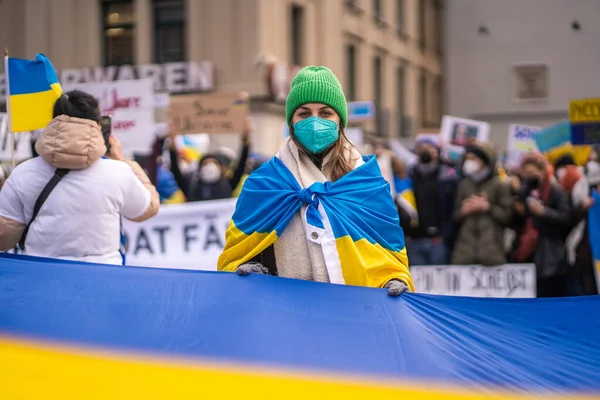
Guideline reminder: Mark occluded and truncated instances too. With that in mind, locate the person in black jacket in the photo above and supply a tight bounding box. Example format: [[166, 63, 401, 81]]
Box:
[[399, 138, 458, 265], [167, 121, 251, 202], [510, 152, 571, 297]]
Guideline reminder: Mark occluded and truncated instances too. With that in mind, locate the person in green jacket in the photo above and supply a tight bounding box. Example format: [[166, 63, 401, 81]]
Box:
[[452, 142, 513, 266]]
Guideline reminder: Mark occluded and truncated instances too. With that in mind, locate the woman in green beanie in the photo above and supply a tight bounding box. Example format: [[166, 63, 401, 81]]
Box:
[[218, 66, 413, 296]]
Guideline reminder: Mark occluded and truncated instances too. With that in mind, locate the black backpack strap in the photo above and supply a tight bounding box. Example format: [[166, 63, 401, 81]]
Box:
[[18, 168, 69, 251]]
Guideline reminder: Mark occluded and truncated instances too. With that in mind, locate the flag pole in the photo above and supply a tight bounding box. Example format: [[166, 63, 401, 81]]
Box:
[[4, 47, 15, 170]]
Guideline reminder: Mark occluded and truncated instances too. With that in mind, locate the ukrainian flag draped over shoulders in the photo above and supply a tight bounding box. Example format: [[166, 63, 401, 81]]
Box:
[[5, 53, 62, 132], [218, 155, 414, 291]]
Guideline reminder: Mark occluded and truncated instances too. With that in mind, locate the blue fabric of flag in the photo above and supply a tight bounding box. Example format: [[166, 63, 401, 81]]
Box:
[[0, 252, 599, 395], [7, 54, 60, 95]]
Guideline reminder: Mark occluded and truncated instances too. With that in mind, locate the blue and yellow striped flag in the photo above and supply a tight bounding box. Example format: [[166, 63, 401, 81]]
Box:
[[218, 156, 413, 290], [4, 53, 62, 132]]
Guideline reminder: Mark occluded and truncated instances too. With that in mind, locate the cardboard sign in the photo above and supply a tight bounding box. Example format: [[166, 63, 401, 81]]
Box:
[[570, 98, 600, 145], [170, 92, 249, 135]]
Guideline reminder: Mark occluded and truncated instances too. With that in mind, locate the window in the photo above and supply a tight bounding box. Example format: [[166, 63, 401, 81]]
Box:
[[291, 5, 304, 65], [346, 44, 357, 101], [396, 0, 406, 37], [397, 65, 408, 137], [153, 0, 186, 63], [433, 0, 442, 54], [345, 0, 362, 13], [434, 75, 444, 123], [373, 55, 383, 135], [514, 64, 548, 100], [102, 0, 135, 66], [373, 0, 382, 23], [419, 69, 428, 126], [373, 56, 382, 107], [418, 0, 426, 50]]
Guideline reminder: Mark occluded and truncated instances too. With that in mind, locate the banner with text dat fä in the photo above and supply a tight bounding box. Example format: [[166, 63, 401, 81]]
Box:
[[122, 199, 236, 270]]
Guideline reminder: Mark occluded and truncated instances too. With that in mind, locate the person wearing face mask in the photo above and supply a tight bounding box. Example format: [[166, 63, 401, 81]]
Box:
[[218, 66, 413, 296], [398, 138, 458, 266], [510, 152, 571, 297], [167, 122, 251, 202], [451, 143, 512, 266]]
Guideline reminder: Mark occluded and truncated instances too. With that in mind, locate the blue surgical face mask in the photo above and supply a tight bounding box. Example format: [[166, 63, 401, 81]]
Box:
[[293, 116, 339, 154]]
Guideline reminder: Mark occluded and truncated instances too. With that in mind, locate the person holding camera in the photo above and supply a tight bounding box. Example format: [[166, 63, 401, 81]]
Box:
[[510, 152, 571, 297], [0, 90, 159, 264]]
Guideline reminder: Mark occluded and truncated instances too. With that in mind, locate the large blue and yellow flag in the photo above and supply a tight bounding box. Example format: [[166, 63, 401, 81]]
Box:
[[218, 155, 413, 290], [4, 53, 62, 132], [0, 253, 599, 399]]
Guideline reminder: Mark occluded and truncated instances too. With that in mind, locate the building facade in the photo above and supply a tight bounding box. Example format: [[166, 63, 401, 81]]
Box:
[[445, 0, 600, 153], [0, 0, 443, 155]]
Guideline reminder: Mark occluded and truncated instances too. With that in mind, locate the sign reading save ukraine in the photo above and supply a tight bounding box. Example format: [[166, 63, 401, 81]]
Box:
[[570, 98, 600, 145]]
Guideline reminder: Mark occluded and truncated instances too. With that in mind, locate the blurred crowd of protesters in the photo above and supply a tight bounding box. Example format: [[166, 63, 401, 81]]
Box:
[[1, 109, 598, 298], [379, 137, 600, 298]]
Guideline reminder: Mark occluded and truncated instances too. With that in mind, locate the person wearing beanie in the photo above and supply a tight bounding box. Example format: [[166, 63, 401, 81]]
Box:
[[167, 120, 251, 202], [509, 152, 571, 297], [399, 137, 458, 266], [452, 142, 512, 266], [218, 66, 413, 296]]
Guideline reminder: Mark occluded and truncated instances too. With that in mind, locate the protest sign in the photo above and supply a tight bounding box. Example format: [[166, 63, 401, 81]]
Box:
[[570, 98, 600, 145], [170, 92, 250, 135], [0, 114, 34, 162], [347, 101, 375, 122], [440, 115, 490, 159], [506, 124, 541, 168], [63, 79, 155, 157], [123, 199, 236, 270], [154, 92, 170, 137], [411, 264, 536, 298], [507, 124, 541, 152]]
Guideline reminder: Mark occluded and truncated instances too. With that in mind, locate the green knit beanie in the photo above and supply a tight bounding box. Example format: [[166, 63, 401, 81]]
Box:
[[286, 66, 348, 128]]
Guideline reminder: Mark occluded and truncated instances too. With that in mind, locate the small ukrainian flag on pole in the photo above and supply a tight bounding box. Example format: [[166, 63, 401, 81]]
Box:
[[4, 51, 62, 133]]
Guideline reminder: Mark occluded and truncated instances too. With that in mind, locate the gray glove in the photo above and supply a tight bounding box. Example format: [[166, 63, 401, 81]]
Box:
[[385, 279, 410, 296], [236, 262, 269, 276]]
